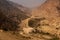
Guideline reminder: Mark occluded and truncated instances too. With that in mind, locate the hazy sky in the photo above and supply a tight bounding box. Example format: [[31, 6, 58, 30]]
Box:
[[9, 0, 46, 8]]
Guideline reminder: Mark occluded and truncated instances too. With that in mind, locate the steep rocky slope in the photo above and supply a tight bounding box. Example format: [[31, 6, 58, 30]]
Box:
[[20, 0, 60, 40], [27, 0, 60, 40], [0, 0, 31, 31], [32, 0, 60, 19], [0, 0, 31, 40], [0, 0, 31, 20]]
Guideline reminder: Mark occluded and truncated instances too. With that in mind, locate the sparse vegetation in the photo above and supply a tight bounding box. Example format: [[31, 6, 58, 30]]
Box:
[[28, 17, 45, 28], [50, 36, 59, 40]]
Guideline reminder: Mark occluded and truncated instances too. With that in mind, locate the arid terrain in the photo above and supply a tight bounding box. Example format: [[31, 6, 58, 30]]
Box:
[[0, 0, 60, 40]]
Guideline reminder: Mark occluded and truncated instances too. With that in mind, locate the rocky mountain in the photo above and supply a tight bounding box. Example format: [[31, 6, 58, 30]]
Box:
[[0, 0, 32, 40], [0, 0, 31, 31], [29, 0, 60, 40], [17, 0, 60, 40], [32, 0, 60, 19]]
